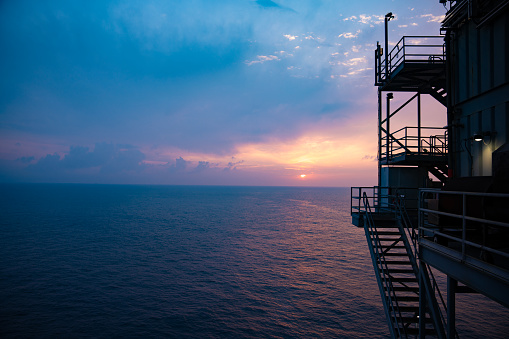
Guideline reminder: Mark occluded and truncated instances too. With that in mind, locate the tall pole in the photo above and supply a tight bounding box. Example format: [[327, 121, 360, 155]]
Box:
[[384, 12, 394, 81]]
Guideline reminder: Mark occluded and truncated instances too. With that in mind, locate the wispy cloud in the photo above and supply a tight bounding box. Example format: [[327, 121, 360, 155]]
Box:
[[343, 14, 384, 26], [284, 34, 298, 41], [420, 14, 445, 23], [245, 55, 280, 66], [338, 30, 361, 39]]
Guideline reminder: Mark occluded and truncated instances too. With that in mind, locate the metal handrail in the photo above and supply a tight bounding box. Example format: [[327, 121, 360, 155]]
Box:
[[351, 186, 419, 216], [362, 192, 407, 338], [376, 36, 445, 84], [418, 189, 509, 264], [380, 126, 448, 160]]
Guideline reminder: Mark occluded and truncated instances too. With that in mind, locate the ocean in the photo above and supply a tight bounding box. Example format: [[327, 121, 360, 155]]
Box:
[[1, 184, 508, 338]]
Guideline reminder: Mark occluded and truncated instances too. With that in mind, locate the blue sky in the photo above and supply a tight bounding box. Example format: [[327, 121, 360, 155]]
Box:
[[0, 0, 446, 186]]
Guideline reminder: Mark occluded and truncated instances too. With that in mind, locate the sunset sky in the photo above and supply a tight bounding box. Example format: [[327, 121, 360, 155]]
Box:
[[0, 0, 447, 186]]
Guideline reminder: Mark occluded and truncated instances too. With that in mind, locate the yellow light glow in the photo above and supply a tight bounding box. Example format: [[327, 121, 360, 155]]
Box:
[[300, 174, 307, 178]]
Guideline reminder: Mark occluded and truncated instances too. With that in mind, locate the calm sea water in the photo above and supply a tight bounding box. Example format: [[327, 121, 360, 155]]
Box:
[[1, 184, 508, 338]]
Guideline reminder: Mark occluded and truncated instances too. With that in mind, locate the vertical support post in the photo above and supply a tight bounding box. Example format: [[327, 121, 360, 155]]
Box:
[[378, 89, 382, 191], [418, 92, 422, 154], [419, 263, 426, 339], [386, 93, 392, 163], [462, 193, 466, 260], [445, 29, 454, 179], [358, 187, 362, 215], [447, 276, 457, 339]]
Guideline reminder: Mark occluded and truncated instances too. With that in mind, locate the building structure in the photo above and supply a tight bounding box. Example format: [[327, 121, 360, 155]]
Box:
[[351, 1, 509, 337]]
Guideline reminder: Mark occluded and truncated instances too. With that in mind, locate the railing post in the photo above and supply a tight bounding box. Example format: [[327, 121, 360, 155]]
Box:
[[358, 187, 362, 214], [405, 127, 408, 152], [462, 193, 466, 260], [386, 93, 391, 161], [418, 93, 421, 155]]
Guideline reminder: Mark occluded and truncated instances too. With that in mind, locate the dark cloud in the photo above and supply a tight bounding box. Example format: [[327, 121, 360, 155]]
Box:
[[16, 156, 35, 164], [169, 157, 188, 173], [362, 155, 377, 161], [28, 143, 145, 175], [193, 161, 210, 173]]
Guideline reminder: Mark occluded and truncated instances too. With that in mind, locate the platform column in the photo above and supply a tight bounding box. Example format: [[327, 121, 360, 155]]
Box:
[[447, 276, 457, 338]]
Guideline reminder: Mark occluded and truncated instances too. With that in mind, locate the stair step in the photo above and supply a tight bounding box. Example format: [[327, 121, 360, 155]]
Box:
[[394, 305, 419, 312], [379, 245, 406, 249], [370, 231, 401, 235], [376, 237, 402, 241], [383, 252, 410, 256], [395, 296, 420, 302], [396, 316, 433, 324], [385, 286, 420, 292], [384, 268, 415, 274], [404, 327, 436, 335], [390, 277, 418, 282], [382, 260, 413, 265]]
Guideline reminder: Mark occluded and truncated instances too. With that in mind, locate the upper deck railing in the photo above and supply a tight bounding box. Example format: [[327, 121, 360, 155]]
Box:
[[380, 126, 448, 163], [375, 36, 445, 85]]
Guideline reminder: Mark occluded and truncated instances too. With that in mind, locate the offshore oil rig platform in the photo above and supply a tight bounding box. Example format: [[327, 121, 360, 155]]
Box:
[[351, 0, 509, 337]]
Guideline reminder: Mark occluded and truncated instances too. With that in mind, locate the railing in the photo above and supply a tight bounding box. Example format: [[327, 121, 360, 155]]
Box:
[[394, 197, 418, 257], [361, 192, 407, 338], [419, 189, 509, 267], [380, 127, 448, 162], [351, 186, 420, 216], [376, 36, 445, 85]]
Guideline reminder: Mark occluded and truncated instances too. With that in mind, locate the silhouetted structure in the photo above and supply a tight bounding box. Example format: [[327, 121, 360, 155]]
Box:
[[351, 1, 509, 337]]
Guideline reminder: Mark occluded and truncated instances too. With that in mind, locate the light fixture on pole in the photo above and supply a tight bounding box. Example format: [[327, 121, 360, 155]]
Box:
[[473, 133, 483, 142], [473, 131, 492, 143]]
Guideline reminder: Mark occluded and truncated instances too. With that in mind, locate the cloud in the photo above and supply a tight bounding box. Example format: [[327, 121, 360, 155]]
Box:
[[343, 14, 384, 26], [245, 55, 280, 66], [16, 156, 35, 164], [284, 34, 298, 41], [420, 14, 445, 23], [169, 156, 188, 172], [338, 30, 361, 39], [193, 161, 210, 173], [28, 143, 146, 175], [0, 1, 447, 186], [340, 57, 367, 66]]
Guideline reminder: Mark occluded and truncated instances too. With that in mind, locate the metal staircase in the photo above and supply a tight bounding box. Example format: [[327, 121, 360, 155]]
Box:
[[428, 164, 449, 183], [360, 192, 445, 338], [424, 82, 447, 107]]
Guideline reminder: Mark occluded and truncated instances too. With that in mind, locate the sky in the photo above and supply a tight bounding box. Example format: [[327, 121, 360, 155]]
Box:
[[0, 0, 448, 187]]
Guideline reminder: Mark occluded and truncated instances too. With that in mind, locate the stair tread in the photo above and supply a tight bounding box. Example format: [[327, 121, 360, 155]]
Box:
[[381, 260, 413, 265], [384, 286, 419, 292], [384, 268, 416, 273], [370, 231, 401, 235], [395, 296, 420, 302], [390, 277, 418, 282]]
